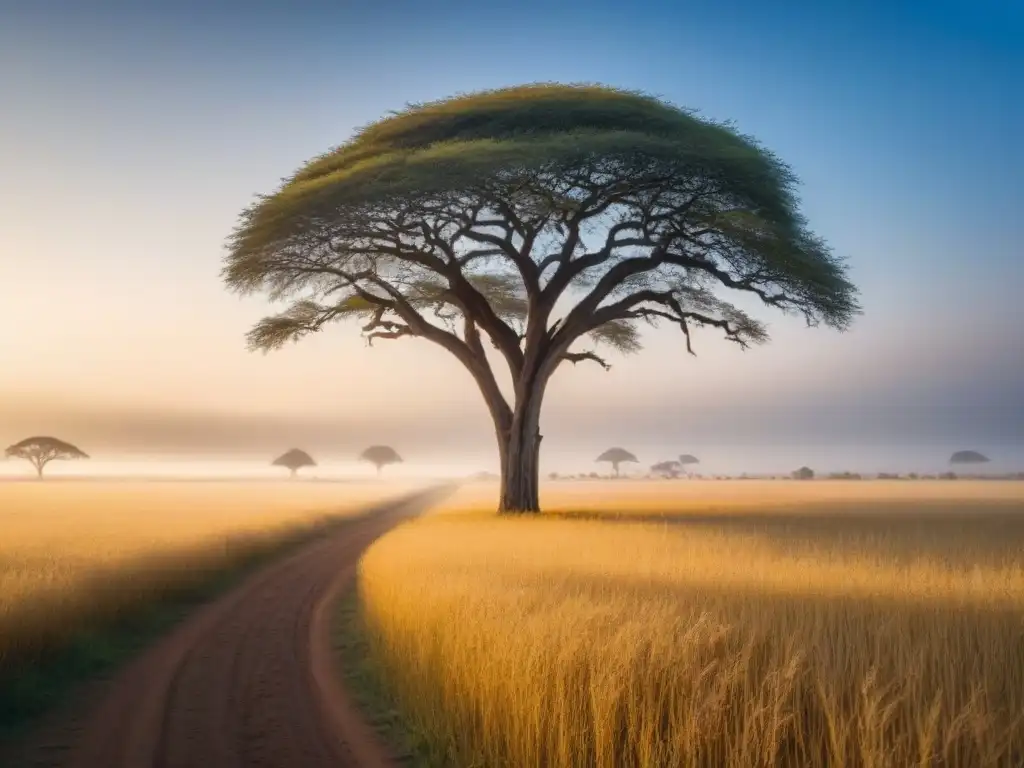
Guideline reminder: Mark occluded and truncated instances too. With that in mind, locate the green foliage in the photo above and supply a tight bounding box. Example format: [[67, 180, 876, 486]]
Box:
[[589, 319, 642, 354]]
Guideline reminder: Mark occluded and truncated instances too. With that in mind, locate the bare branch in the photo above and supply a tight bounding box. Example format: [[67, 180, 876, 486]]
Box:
[[562, 350, 611, 370]]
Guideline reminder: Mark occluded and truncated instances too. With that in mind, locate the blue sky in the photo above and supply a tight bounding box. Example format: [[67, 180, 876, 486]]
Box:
[[0, 0, 1021, 471]]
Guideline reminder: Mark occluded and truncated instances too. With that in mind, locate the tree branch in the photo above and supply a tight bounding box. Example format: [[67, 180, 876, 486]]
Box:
[[562, 350, 611, 370]]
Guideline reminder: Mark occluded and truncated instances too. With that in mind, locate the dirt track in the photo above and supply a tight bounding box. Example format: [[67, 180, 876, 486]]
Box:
[[9, 486, 452, 768]]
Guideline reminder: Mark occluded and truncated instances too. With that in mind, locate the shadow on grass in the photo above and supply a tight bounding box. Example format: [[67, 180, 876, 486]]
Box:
[[333, 588, 441, 768], [0, 515, 364, 747]]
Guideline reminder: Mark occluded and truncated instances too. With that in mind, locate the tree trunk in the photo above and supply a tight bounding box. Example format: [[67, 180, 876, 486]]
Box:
[[499, 429, 541, 513], [36, 465, 44, 481], [497, 376, 547, 514], [613, 461, 620, 478]]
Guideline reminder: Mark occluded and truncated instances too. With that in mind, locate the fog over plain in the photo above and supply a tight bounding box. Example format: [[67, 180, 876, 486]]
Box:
[[1, 1, 1021, 477]]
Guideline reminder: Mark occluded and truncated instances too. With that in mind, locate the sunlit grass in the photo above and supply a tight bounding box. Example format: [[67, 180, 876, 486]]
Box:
[[0, 481, 409, 664], [357, 481, 1024, 767]]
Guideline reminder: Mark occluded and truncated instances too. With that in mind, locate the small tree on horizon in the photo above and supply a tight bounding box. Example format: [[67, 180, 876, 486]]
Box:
[[651, 460, 682, 478], [792, 466, 814, 480], [5, 437, 89, 480], [678, 453, 700, 477], [597, 447, 638, 477], [360, 445, 402, 476], [271, 448, 317, 478], [949, 450, 990, 465], [223, 83, 859, 513]]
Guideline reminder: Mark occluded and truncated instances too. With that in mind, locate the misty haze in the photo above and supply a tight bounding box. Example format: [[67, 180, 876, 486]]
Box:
[[1, 1, 1022, 767]]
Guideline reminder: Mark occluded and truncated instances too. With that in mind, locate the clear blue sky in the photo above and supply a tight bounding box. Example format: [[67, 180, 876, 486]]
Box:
[[0, 0, 1021, 472]]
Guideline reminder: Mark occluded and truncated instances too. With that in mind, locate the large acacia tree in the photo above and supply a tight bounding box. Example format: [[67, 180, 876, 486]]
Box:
[[224, 84, 859, 513]]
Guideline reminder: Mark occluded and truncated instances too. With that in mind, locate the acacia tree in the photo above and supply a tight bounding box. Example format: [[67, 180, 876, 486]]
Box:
[[596, 447, 639, 477], [360, 445, 402, 476], [949, 450, 989, 465], [272, 448, 316, 477], [651, 460, 682, 478], [5, 437, 89, 479], [224, 84, 859, 513], [679, 453, 700, 477]]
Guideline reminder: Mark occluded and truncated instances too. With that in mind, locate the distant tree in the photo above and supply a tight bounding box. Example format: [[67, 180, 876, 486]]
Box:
[[949, 450, 990, 465], [792, 466, 814, 480], [678, 454, 700, 477], [548, 472, 560, 480], [940, 471, 958, 480], [5, 437, 89, 480], [360, 445, 402, 476], [271, 448, 316, 478], [223, 84, 860, 513], [651, 460, 682, 478], [596, 447, 638, 477], [908, 472, 919, 479]]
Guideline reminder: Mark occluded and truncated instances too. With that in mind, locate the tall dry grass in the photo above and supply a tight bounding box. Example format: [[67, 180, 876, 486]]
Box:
[[0, 481, 405, 665], [357, 481, 1024, 767]]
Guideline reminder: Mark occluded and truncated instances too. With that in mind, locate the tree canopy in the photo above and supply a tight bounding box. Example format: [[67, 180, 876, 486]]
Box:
[[678, 454, 699, 465], [651, 460, 682, 478], [5, 437, 89, 479], [272, 448, 317, 476], [596, 447, 638, 476], [949, 450, 990, 464], [360, 445, 402, 474], [223, 83, 860, 512]]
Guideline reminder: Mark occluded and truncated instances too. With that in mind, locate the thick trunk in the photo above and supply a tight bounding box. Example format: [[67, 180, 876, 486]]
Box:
[[497, 376, 547, 514], [499, 428, 541, 513]]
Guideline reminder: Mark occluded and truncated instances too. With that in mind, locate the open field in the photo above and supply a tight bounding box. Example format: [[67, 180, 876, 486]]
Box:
[[0, 480, 418, 667], [356, 480, 1024, 767]]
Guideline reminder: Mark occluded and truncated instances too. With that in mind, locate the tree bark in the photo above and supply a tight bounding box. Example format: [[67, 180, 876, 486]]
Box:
[[497, 373, 548, 514], [499, 428, 541, 513]]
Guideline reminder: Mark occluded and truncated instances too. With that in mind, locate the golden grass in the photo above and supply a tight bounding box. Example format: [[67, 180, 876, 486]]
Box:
[[0, 480, 410, 663], [358, 481, 1024, 767]]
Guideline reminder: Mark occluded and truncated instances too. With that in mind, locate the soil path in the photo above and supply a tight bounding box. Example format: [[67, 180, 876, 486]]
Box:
[[8, 485, 453, 768]]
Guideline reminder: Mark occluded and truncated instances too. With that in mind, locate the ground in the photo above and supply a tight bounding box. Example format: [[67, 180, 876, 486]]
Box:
[[3, 477, 1023, 767], [352, 479, 1024, 767], [0, 480, 421, 665]]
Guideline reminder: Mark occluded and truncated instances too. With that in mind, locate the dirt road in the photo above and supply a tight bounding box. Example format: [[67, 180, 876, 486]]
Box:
[[9, 486, 452, 768]]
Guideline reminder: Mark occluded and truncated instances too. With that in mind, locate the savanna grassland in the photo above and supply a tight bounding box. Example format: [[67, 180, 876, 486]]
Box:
[[355, 480, 1024, 767], [0, 480, 410, 669]]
